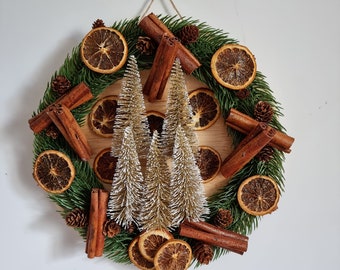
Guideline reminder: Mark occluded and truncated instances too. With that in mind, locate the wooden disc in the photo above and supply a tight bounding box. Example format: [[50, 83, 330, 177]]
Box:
[[81, 70, 234, 197]]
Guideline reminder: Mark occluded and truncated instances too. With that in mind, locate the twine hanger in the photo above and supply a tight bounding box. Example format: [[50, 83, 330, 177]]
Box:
[[139, 0, 183, 23]]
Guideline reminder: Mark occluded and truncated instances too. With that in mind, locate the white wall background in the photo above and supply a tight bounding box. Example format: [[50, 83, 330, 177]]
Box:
[[1, 0, 339, 269]]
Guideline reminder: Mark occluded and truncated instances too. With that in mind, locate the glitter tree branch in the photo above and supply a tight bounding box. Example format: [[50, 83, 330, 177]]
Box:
[[139, 130, 172, 231], [169, 125, 209, 226], [107, 126, 145, 229], [161, 58, 198, 156], [111, 55, 150, 159]]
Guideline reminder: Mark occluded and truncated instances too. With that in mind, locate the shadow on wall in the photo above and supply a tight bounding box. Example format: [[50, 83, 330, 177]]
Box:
[[6, 31, 87, 260]]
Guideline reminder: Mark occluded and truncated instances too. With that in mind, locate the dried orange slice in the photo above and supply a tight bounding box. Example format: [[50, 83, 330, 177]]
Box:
[[80, 27, 128, 74], [33, 150, 75, 194], [196, 146, 221, 182], [211, 44, 256, 90], [138, 229, 173, 262], [188, 88, 220, 130], [147, 111, 164, 135], [128, 237, 155, 270], [88, 95, 118, 137], [237, 175, 280, 216], [93, 148, 117, 184], [154, 239, 192, 270]]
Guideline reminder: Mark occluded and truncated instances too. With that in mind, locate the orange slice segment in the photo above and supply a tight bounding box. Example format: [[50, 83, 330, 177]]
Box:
[[196, 146, 221, 182], [188, 88, 220, 131], [93, 148, 117, 184], [237, 175, 280, 216], [80, 27, 128, 74], [147, 111, 165, 136], [211, 44, 256, 90], [154, 239, 192, 270], [88, 95, 118, 137], [33, 150, 75, 194], [128, 237, 155, 270], [138, 229, 173, 262]]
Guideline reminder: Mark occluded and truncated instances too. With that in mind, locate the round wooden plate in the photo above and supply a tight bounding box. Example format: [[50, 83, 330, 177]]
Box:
[[81, 69, 234, 198]]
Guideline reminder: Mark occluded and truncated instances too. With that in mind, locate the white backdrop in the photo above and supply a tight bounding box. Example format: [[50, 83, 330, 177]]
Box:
[[1, 0, 340, 269]]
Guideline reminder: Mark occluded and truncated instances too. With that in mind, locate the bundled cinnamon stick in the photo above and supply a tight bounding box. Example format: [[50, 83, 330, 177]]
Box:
[[86, 188, 109, 258], [143, 34, 179, 101], [226, 108, 294, 153], [46, 103, 91, 161], [139, 13, 201, 74], [220, 123, 276, 179], [179, 220, 248, 255], [28, 82, 93, 133]]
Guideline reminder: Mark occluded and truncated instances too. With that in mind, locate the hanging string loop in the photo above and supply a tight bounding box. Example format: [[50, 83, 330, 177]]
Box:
[[139, 0, 183, 23]]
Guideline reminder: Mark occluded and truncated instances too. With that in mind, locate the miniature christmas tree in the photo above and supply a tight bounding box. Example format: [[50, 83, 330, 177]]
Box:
[[161, 58, 198, 156], [169, 125, 209, 226], [111, 55, 150, 159], [139, 130, 172, 231], [107, 126, 145, 229]]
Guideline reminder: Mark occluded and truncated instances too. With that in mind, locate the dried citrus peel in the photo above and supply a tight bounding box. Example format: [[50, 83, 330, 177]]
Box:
[[211, 44, 256, 90], [33, 150, 75, 194], [237, 175, 280, 216]]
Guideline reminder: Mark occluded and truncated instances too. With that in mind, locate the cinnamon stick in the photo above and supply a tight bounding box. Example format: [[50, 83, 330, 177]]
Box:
[[28, 82, 93, 133], [220, 124, 276, 179], [46, 103, 91, 161], [139, 13, 201, 74], [226, 108, 294, 153], [179, 222, 248, 255], [86, 188, 99, 258], [183, 220, 248, 242], [223, 122, 267, 164], [143, 34, 179, 101], [86, 188, 109, 258], [95, 189, 109, 257]]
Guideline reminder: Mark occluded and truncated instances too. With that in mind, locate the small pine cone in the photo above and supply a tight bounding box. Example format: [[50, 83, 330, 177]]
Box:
[[65, 208, 88, 228], [126, 222, 137, 234], [92, 19, 105, 29], [45, 124, 59, 139], [256, 145, 275, 162], [254, 101, 274, 123], [51, 75, 71, 95], [214, 209, 233, 228], [192, 241, 214, 265], [235, 88, 250, 99], [177, 24, 199, 45], [103, 219, 121, 238], [136, 36, 156, 55]]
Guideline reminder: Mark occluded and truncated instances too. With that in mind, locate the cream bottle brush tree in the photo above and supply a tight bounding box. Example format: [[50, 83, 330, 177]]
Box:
[[107, 125, 145, 229], [111, 55, 150, 160], [138, 130, 172, 231], [169, 125, 210, 226], [161, 58, 198, 157]]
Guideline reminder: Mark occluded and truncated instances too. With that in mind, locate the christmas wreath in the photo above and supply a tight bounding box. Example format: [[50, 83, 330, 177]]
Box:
[[29, 14, 294, 269]]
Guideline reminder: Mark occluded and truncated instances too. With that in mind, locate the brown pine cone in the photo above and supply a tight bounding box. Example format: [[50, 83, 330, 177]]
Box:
[[136, 36, 156, 55], [213, 209, 233, 228], [256, 145, 275, 162], [92, 19, 105, 29], [65, 208, 88, 228], [235, 88, 250, 99], [192, 241, 214, 265], [51, 75, 71, 95], [254, 101, 274, 123], [103, 219, 121, 238], [177, 24, 199, 45], [45, 124, 59, 139], [126, 222, 137, 234]]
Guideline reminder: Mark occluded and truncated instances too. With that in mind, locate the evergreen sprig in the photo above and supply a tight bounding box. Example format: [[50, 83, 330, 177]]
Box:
[[31, 15, 288, 266]]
